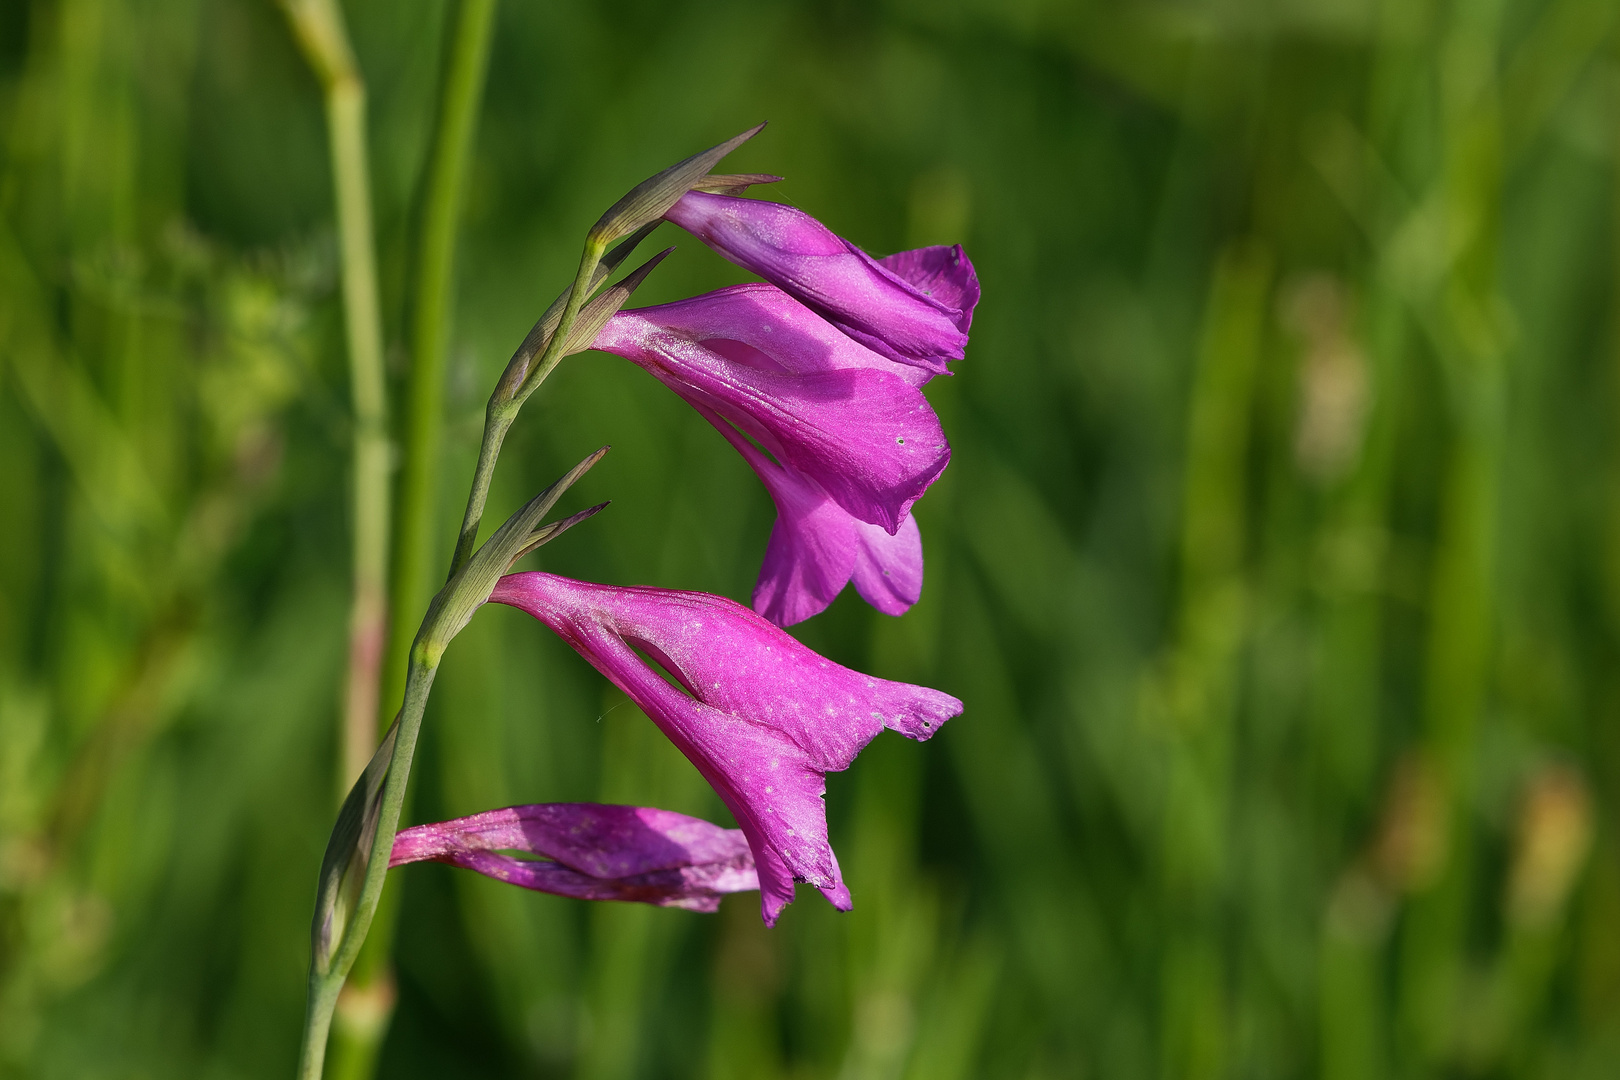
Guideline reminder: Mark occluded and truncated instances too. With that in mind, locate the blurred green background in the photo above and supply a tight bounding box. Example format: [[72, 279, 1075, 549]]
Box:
[[4, 0, 1620, 1076]]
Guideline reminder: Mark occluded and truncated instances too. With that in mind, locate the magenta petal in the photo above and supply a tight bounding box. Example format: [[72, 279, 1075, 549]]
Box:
[[750, 495, 922, 626], [596, 311, 949, 533], [390, 803, 759, 912], [624, 283, 931, 386], [691, 401, 917, 627], [665, 192, 976, 377], [490, 573, 963, 925], [754, 479, 859, 627], [877, 246, 980, 333], [850, 512, 923, 616]]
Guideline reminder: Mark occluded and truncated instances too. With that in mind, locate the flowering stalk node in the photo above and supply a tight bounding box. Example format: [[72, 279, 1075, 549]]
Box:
[[420, 447, 610, 664]]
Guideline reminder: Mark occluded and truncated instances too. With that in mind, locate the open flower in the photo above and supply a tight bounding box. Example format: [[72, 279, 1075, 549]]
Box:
[[690, 394, 922, 626], [592, 285, 950, 534], [390, 802, 758, 912], [490, 572, 962, 925], [664, 190, 979, 379]]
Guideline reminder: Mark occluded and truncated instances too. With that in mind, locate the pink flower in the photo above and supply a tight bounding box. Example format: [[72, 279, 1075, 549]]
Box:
[[390, 803, 757, 912], [592, 284, 937, 623], [490, 572, 962, 925], [691, 394, 922, 627], [593, 285, 949, 534], [664, 191, 979, 380]]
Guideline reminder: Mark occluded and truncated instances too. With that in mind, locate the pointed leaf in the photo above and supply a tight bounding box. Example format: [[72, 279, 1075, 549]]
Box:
[[510, 501, 610, 566], [556, 248, 675, 359], [417, 448, 610, 660]]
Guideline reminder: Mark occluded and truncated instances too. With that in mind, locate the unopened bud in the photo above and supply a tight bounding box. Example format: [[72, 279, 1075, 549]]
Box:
[[312, 719, 399, 974], [589, 123, 766, 246], [690, 173, 784, 195]]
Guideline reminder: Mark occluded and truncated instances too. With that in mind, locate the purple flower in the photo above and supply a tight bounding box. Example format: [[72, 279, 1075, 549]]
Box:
[[664, 191, 980, 379], [390, 803, 757, 912], [690, 393, 922, 626], [490, 572, 962, 926], [593, 285, 950, 534]]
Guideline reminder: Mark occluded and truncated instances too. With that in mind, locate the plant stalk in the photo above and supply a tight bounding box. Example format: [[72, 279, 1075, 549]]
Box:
[[280, 0, 393, 795], [296, 654, 441, 1080], [383, 0, 498, 725], [448, 238, 604, 575], [329, 5, 498, 1075]]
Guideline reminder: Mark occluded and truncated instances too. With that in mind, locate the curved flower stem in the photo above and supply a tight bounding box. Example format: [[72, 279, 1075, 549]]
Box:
[[385, 0, 499, 715], [329, 6, 498, 1074], [448, 403, 517, 577], [296, 449, 607, 1078], [278, 0, 392, 797], [445, 124, 764, 574], [448, 237, 605, 576], [297, 654, 441, 1080]]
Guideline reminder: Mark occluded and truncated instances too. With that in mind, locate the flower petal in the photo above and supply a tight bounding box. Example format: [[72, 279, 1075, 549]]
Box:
[[595, 310, 949, 533], [850, 512, 924, 616], [665, 191, 975, 377], [747, 490, 922, 626], [490, 573, 962, 924], [625, 282, 932, 387], [877, 246, 980, 333], [694, 400, 923, 626], [390, 803, 759, 912], [753, 477, 859, 627]]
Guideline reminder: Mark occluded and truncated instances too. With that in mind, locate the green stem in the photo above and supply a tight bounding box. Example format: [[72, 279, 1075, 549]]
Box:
[[293, 448, 597, 1078], [280, 0, 393, 794], [296, 654, 441, 1080], [448, 402, 517, 575], [331, 8, 497, 1073], [448, 238, 603, 575], [1393, 0, 1507, 1064], [383, 0, 497, 767]]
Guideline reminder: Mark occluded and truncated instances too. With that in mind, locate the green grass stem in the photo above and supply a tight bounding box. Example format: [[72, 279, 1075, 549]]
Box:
[[279, 0, 393, 795]]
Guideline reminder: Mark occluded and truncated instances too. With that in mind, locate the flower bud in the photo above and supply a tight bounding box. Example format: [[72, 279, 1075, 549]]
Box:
[[589, 123, 766, 247], [311, 720, 399, 974], [392, 803, 759, 911]]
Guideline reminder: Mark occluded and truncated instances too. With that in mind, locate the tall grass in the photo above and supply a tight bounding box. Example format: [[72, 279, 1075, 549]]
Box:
[[2, 0, 1619, 1077]]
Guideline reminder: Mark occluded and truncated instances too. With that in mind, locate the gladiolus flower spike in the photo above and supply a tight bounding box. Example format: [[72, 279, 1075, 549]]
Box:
[[297, 128, 977, 1080], [490, 572, 963, 926], [391, 803, 759, 912]]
